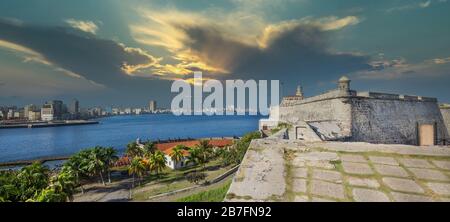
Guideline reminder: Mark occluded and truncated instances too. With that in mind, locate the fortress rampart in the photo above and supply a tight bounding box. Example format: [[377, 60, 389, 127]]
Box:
[[263, 76, 449, 145]]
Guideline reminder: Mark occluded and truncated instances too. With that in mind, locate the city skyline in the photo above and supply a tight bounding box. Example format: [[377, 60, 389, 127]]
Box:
[[1, 0, 450, 107]]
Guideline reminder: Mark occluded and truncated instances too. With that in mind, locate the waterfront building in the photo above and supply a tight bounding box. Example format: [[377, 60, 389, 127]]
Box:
[[112, 108, 120, 115], [133, 108, 142, 115], [87, 107, 103, 117], [7, 109, 13, 119], [41, 104, 54, 121], [24, 104, 38, 119], [13, 110, 24, 119], [69, 99, 79, 115], [124, 108, 132, 114], [45, 100, 63, 120], [28, 110, 41, 121], [149, 100, 157, 113], [137, 139, 233, 170], [7, 109, 16, 119]]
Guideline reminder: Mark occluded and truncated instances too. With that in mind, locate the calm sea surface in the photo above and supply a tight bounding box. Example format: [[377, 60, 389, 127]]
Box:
[[0, 114, 262, 163]]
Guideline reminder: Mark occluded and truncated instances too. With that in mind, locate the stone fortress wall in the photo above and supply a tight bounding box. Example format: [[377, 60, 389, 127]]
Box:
[[279, 89, 353, 139], [350, 92, 447, 144], [264, 76, 449, 145], [441, 105, 450, 136]]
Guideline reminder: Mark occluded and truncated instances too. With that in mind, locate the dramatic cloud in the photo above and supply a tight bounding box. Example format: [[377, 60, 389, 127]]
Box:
[[0, 39, 85, 80], [65, 19, 99, 34], [131, 7, 369, 88], [0, 18, 178, 106], [0, 19, 161, 87], [386, 0, 447, 12], [353, 57, 450, 79]]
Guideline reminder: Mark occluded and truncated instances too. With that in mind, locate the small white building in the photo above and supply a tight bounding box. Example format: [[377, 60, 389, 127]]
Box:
[[138, 139, 234, 170]]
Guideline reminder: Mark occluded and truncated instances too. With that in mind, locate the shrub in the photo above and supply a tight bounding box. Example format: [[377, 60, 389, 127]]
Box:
[[185, 171, 207, 184]]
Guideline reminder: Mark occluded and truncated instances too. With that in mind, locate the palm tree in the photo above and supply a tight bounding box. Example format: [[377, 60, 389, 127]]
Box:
[[187, 146, 208, 170], [102, 147, 119, 183], [126, 142, 143, 158], [143, 142, 156, 157], [128, 157, 147, 187], [198, 140, 212, 153], [30, 186, 66, 202], [148, 150, 167, 177], [87, 147, 107, 185], [49, 165, 77, 201], [16, 162, 50, 201], [186, 147, 200, 166], [64, 153, 89, 194], [197, 140, 213, 169], [170, 145, 186, 168]]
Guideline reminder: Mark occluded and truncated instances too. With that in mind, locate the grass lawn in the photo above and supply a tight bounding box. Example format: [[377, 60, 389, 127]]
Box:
[[132, 160, 234, 201], [176, 179, 232, 202]]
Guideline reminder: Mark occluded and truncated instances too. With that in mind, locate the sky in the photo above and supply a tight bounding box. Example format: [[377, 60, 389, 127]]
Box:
[[0, 0, 449, 108]]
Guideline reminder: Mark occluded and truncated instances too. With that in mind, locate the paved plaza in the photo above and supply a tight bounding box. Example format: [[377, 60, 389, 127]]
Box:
[[226, 136, 450, 202]]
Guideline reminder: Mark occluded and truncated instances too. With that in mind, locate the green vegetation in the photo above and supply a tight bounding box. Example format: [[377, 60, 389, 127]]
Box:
[[132, 159, 232, 200], [1, 131, 261, 202], [0, 146, 118, 202], [270, 122, 292, 134], [217, 131, 261, 166], [128, 157, 147, 187], [176, 179, 232, 202], [185, 171, 207, 184], [170, 145, 186, 164]]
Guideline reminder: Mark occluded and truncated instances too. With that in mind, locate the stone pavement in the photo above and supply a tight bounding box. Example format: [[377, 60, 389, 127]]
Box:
[[225, 136, 450, 202]]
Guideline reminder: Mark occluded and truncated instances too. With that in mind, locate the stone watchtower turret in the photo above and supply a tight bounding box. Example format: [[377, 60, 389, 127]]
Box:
[[338, 76, 351, 92], [296, 85, 304, 99]]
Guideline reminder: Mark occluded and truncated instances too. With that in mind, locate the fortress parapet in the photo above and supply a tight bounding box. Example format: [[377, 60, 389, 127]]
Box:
[[263, 76, 449, 145]]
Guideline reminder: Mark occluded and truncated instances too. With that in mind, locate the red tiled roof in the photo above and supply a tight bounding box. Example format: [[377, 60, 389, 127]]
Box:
[[156, 139, 233, 156]]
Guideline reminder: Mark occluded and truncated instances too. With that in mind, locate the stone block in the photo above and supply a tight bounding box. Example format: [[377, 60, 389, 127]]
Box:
[[368, 156, 399, 166], [408, 168, 450, 181], [432, 160, 450, 170], [348, 177, 380, 188], [292, 178, 307, 193], [398, 158, 434, 169], [391, 192, 434, 202], [352, 188, 390, 202], [292, 168, 308, 178], [311, 180, 345, 200], [342, 162, 374, 175], [382, 177, 424, 194], [312, 169, 343, 183], [340, 154, 367, 163], [374, 164, 409, 177], [426, 182, 450, 196], [294, 195, 309, 202]]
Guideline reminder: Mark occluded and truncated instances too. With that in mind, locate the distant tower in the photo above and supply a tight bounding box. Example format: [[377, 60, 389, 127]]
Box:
[[69, 99, 79, 115], [338, 76, 351, 91], [149, 100, 157, 112], [296, 85, 304, 99]]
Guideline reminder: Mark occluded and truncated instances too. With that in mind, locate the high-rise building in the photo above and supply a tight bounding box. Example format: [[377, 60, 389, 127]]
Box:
[[24, 104, 38, 119], [69, 99, 79, 115], [149, 100, 157, 112], [45, 100, 63, 119]]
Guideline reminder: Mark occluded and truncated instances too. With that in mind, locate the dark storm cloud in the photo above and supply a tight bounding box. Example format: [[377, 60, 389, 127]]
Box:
[[0, 18, 175, 106], [179, 23, 371, 92], [0, 19, 158, 87]]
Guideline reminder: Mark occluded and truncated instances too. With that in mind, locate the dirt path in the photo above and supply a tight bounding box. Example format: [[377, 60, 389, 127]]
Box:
[[73, 177, 133, 202], [73, 171, 235, 202], [145, 174, 234, 202]]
